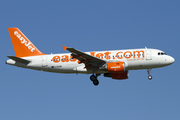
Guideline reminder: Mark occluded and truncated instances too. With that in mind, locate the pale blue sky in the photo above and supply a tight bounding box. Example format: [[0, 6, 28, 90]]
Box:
[[0, 0, 180, 120]]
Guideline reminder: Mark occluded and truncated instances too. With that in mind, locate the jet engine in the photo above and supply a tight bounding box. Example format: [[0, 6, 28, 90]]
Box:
[[100, 62, 128, 80], [100, 62, 125, 73], [104, 71, 129, 80]]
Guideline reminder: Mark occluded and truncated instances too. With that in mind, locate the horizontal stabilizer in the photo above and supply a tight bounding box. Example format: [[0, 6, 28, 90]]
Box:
[[7, 56, 31, 64]]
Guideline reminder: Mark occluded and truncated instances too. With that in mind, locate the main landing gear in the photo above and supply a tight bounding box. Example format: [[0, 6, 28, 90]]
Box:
[[90, 74, 100, 86], [147, 69, 152, 80]]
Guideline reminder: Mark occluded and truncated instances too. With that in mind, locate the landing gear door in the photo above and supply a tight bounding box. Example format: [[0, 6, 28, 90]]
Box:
[[146, 50, 152, 60]]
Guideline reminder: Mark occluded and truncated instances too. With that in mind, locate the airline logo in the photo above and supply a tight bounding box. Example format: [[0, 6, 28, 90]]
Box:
[[52, 56, 61, 63], [52, 50, 145, 63], [110, 66, 121, 71], [111, 66, 121, 69], [90, 51, 144, 59], [14, 31, 35, 52]]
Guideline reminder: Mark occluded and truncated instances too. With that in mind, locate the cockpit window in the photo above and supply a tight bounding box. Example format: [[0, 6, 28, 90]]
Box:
[[158, 52, 167, 55]]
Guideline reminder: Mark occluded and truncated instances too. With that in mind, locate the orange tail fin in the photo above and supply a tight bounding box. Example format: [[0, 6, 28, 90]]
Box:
[[8, 28, 46, 57]]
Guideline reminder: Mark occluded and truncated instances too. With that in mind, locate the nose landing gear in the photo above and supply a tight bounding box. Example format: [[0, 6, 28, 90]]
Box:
[[90, 74, 100, 86], [148, 75, 152, 80], [147, 69, 152, 80]]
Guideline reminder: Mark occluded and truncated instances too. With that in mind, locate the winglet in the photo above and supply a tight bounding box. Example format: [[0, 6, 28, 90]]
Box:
[[62, 45, 68, 51]]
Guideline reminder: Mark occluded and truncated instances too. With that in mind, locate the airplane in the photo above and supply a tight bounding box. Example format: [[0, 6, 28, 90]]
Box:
[[6, 28, 175, 86]]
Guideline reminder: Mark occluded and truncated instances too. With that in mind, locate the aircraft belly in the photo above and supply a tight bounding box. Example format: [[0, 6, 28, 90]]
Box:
[[126, 58, 166, 70], [126, 60, 158, 70]]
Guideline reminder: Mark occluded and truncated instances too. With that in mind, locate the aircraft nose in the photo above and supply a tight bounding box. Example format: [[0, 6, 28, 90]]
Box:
[[171, 56, 175, 63], [167, 56, 175, 65]]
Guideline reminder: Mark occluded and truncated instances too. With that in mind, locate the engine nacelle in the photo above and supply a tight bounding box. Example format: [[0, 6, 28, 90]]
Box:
[[100, 62, 125, 73], [104, 71, 129, 80]]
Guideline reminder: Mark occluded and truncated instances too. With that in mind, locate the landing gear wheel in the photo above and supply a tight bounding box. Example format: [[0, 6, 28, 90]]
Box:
[[90, 75, 96, 81], [93, 80, 99, 86], [147, 69, 152, 80], [90, 74, 100, 86], [148, 75, 152, 80]]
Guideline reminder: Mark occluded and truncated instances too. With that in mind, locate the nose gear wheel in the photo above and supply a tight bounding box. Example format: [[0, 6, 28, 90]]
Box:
[[147, 69, 152, 80]]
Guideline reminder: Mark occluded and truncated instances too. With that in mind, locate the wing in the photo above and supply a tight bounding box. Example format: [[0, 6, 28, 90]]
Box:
[[62, 45, 106, 69]]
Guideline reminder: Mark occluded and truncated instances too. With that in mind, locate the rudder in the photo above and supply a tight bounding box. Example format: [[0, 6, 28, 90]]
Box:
[[8, 28, 45, 57]]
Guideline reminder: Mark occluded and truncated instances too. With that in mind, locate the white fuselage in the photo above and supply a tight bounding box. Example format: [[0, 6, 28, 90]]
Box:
[[6, 48, 174, 74]]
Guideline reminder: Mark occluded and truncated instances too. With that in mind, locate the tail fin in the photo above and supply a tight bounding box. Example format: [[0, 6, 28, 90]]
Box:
[[8, 28, 46, 57]]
